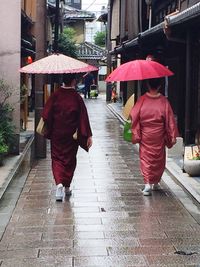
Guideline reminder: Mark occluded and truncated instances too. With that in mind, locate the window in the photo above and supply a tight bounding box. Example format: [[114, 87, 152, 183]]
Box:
[[74, 0, 80, 3], [66, 0, 71, 3]]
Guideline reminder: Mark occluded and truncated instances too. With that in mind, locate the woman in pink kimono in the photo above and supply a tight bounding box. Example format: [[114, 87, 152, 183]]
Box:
[[42, 73, 92, 201], [130, 78, 177, 196]]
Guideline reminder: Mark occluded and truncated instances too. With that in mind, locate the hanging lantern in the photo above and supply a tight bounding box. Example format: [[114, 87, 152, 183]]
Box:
[[27, 56, 33, 64]]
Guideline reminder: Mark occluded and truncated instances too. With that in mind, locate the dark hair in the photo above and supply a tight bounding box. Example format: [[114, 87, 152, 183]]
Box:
[[146, 78, 164, 89], [63, 73, 76, 85]]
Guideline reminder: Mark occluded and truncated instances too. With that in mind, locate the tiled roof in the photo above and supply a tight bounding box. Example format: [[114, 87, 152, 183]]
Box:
[[47, 0, 95, 21], [48, 0, 76, 10], [64, 10, 95, 21], [77, 42, 107, 60], [97, 12, 108, 22], [110, 2, 200, 55]]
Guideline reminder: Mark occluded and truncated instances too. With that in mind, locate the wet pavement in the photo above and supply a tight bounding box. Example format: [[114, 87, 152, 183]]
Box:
[[1, 95, 200, 266]]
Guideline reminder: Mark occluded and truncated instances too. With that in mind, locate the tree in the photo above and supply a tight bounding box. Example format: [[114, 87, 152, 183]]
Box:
[[94, 31, 106, 47], [57, 27, 77, 58]]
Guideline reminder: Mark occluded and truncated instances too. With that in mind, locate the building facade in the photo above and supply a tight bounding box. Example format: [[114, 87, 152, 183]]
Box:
[[0, 0, 21, 154], [65, 0, 82, 10], [0, 0, 48, 156], [107, 0, 200, 144]]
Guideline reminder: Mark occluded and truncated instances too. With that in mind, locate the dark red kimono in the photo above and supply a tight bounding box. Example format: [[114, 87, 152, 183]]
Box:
[[42, 87, 92, 187]]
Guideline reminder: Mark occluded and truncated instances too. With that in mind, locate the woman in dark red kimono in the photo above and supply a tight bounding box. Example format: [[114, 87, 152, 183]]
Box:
[[42, 74, 92, 201], [130, 78, 177, 196]]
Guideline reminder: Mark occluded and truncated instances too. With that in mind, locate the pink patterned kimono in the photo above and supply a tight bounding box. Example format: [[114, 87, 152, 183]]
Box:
[[42, 87, 92, 187], [130, 93, 177, 184]]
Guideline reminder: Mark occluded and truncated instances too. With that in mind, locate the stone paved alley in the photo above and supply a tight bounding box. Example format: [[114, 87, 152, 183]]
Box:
[[1, 95, 200, 266]]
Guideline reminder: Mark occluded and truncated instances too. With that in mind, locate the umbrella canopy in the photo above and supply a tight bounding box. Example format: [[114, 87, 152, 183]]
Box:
[[19, 53, 98, 74], [105, 59, 174, 82]]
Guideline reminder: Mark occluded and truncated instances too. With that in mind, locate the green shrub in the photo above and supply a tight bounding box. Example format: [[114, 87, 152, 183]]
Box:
[[0, 79, 15, 153], [0, 133, 8, 154], [94, 31, 106, 47], [57, 27, 77, 58]]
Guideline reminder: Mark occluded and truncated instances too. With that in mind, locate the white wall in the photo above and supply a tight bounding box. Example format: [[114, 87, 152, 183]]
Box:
[[85, 15, 106, 43], [0, 0, 21, 134]]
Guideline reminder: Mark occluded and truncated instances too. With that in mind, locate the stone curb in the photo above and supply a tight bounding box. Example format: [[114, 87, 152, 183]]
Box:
[[0, 135, 34, 202]]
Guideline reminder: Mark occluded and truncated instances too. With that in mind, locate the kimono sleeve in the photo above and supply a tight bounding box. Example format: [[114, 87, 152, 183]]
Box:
[[165, 99, 178, 148], [130, 96, 145, 144], [41, 93, 55, 139], [77, 97, 92, 152]]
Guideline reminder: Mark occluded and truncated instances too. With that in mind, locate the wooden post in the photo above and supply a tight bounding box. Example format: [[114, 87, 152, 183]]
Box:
[[34, 0, 47, 158], [185, 29, 191, 144], [106, 0, 112, 101], [53, 0, 60, 52]]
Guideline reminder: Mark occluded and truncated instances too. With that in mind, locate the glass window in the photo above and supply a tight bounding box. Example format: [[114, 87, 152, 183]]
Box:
[[74, 0, 80, 3], [66, 0, 71, 3]]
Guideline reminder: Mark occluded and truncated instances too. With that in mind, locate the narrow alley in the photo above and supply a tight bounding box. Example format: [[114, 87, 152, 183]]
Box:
[[1, 95, 200, 266]]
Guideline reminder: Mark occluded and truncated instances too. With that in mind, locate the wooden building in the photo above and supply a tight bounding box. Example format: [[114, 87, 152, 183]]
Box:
[[63, 7, 95, 43], [65, 0, 82, 10], [21, 0, 36, 130], [107, 0, 200, 144], [77, 41, 107, 84]]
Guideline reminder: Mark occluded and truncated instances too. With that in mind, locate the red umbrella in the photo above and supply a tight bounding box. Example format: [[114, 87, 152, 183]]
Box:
[[19, 53, 98, 74], [105, 59, 174, 82]]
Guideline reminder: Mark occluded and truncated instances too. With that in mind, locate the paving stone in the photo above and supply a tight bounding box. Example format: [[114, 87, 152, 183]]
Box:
[[101, 217, 160, 225], [0, 257, 72, 267], [0, 248, 39, 260], [171, 238, 200, 246], [1, 232, 42, 244], [74, 255, 147, 267], [39, 247, 108, 257], [147, 254, 200, 265], [74, 231, 104, 239], [165, 230, 200, 239], [104, 230, 167, 239], [7, 239, 73, 250], [42, 231, 74, 241], [74, 238, 139, 248], [1, 97, 200, 266], [75, 224, 137, 232], [0, 243, 7, 252], [107, 246, 176, 256]]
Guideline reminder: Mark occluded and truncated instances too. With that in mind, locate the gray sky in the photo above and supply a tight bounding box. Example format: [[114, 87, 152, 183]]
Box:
[[82, 0, 108, 12]]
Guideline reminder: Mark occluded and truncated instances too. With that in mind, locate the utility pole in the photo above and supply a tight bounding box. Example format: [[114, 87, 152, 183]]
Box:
[[34, 0, 47, 158], [54, 0, 60, 52], [106, 0, 112, 101]]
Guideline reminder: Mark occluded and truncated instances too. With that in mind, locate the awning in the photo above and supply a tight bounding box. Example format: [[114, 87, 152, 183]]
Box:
[[21, 38, 34, 49], [21, 37, 35, 57], [21, 47, 36, 57], [110, 37, 138, 55], [110, 2, 200, 55]]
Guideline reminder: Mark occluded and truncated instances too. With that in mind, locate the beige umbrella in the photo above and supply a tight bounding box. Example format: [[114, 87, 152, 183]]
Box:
[[122, 94, 135, 120], [19, 53, 98, 74]]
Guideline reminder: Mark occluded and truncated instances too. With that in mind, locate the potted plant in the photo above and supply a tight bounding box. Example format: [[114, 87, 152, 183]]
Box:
[[184, 146, 200, 177]]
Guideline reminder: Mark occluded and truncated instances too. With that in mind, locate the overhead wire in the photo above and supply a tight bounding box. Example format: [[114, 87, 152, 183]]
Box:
[[84, 0, 98, 10]]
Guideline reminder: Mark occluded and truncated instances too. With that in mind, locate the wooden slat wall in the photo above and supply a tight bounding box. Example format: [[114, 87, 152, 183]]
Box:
[[127, 0, 140, 39], [111, 0, 120, 40]]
